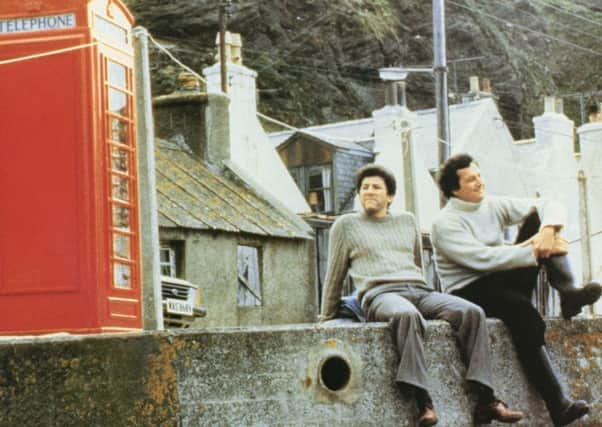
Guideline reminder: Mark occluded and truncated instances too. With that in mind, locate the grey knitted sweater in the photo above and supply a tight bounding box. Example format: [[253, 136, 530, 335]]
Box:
[[320, 212, 426, 320], [431, 195, 566, 294]]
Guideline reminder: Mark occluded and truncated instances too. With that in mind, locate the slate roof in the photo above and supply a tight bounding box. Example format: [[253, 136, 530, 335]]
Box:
[[155, 139, 312, 239], [268, 100, 492, 169], [269, 118, 375, 150]]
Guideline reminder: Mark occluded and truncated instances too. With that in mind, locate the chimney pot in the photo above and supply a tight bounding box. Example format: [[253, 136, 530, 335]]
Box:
[[384, 82, 398, 106], [469, 76, 480, 93], [177, 72, 201, 91], [481, 78, 492, 93], [544, 96, 564, 114], [397, 81, 408, 108], [215, 32, 243, 64]]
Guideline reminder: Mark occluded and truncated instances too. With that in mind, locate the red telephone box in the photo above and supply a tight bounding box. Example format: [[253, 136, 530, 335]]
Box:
[[0, 0, 142, 334]]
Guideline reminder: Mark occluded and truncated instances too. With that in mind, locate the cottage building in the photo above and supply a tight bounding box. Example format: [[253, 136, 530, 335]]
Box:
[[152, 68, 316, 327]]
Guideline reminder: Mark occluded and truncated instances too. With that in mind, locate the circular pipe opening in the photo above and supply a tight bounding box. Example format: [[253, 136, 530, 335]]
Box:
[[319, 355, 351, 392]]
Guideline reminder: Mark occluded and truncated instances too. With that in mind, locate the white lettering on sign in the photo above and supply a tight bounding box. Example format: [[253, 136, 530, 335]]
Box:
[[0, 13, 76, 35]]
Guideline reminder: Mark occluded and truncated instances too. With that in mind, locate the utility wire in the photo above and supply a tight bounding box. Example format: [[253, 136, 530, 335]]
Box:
[[148, 33, 209, 86], [532, 0, 602, 29], [448, 0, 602, 58], [0, 42, 98, 66], [488, 0, 602, 44]]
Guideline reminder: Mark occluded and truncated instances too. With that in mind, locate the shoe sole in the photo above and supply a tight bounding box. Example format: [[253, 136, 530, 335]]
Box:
[[474, 415, 523, 424]]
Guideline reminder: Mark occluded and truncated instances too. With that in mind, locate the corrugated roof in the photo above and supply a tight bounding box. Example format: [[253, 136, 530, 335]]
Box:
[[155, 139, 312, 239]]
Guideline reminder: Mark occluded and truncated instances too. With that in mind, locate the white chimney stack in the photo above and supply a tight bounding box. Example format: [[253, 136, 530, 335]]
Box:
[[204, 33, 310, 214], [469, 76, 479, 93]]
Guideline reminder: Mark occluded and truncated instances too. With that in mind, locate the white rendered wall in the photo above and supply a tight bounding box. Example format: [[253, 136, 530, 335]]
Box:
[[577, 123, 602, 313], [204, 63, 310, 214]]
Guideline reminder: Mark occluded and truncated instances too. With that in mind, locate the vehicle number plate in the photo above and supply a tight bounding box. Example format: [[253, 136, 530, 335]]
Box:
[[166, 298, 194, 315]]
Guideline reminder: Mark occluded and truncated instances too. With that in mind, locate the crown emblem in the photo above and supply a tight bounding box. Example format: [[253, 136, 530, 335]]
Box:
[[24, 1, 43, 12]]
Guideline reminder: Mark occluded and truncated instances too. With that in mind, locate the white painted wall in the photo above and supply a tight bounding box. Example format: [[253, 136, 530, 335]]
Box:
[[204, 63, 310, 214]]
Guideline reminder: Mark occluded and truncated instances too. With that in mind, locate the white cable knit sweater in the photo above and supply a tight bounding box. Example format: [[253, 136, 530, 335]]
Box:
[[431, 195, 566, 293]]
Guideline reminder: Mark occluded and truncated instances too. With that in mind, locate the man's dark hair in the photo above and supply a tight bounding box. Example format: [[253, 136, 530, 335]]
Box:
[[437, 153, 475, 199], [587, 103, 599, 115], [354, 163, 396, 196]]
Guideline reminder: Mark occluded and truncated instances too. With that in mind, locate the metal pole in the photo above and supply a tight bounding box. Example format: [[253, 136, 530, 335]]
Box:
[[452, 61, 458, 102], [579, 93, 586, 125], [402, 129, 419, 220], [433, 0, 450, 205], [218, 2, 228, 94], [578, 167, 593, 279], [133, 26, 164, 330]]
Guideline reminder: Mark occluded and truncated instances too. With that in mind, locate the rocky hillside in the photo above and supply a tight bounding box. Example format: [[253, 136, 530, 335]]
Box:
[[124, 0, 602, 138]]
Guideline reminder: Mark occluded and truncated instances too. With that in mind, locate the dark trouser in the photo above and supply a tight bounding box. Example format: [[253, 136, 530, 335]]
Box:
[[452, 267, 546, 365]]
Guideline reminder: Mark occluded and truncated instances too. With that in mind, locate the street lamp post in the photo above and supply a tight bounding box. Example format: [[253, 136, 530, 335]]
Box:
[[433, 0, 451, 169]]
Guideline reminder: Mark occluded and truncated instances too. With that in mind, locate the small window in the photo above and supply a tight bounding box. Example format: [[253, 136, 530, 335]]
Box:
[[160, 246, 177, 277], [160, 241, 184, 278], [289, 164, 333, 213], [237, 245, 262, 306], [307, 165, 332, 213]]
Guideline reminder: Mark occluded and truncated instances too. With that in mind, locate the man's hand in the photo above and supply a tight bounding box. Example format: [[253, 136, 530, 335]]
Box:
[[531, 226, 557, 258]]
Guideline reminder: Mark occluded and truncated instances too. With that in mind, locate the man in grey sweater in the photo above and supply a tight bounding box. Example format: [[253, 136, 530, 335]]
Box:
[[431, 153, 601, 427], [320, 164, 523, 426]]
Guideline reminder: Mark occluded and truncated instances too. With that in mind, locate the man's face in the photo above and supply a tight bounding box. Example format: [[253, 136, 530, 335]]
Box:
[[452, 163, 485, 203], [359, 175, 393, 218]]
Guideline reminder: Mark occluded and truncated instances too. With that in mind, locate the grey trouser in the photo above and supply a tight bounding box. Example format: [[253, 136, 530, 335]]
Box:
[[362, 284, 493, 392]]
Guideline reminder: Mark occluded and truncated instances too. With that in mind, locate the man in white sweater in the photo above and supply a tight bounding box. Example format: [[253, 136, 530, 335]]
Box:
[[320, 164, 523, 426], [431, 153, 600, 427]]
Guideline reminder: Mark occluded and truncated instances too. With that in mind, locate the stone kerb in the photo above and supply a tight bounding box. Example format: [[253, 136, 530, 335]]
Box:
[[0, 319, 600, 426]]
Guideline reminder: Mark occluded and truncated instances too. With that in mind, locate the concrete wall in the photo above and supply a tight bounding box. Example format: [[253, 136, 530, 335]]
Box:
[[160, 228, 317, 327], [1, 318, 599, 426]]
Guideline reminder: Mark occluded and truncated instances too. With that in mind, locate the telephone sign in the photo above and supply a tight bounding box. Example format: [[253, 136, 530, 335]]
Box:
[[0, 13, 76, 34]]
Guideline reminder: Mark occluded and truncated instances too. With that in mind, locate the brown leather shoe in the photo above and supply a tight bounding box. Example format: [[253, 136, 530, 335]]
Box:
[[474, 399, 524, 424], [418, 404, 438, 427]]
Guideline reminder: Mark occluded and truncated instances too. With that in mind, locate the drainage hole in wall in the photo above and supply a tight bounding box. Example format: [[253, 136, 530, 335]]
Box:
[[320, 355, 351, 392]]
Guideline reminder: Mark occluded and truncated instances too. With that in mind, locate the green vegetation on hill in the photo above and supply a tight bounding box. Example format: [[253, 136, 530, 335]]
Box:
[[125, 0, 602, 138]]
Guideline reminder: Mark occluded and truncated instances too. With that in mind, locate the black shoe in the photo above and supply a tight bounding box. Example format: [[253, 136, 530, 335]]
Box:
[[560, 282, 601, 320], [552, 399, 589, 427]]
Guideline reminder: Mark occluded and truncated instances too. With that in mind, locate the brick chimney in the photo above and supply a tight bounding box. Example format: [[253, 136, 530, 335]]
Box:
[[152, 72, 209, 159]]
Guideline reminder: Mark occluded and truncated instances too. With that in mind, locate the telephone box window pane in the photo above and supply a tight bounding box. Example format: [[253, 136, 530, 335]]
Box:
[[108, 89, 127, 116], [95, 15, 129, 46], [113, 263, 131, 288], [112, 175, 129, 201], [113, 205, 130, 230], [108, 61, 127, 89], [111, 147, 129, 172], [113, 234, 131, 259], [110, 119, 128, 144]]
